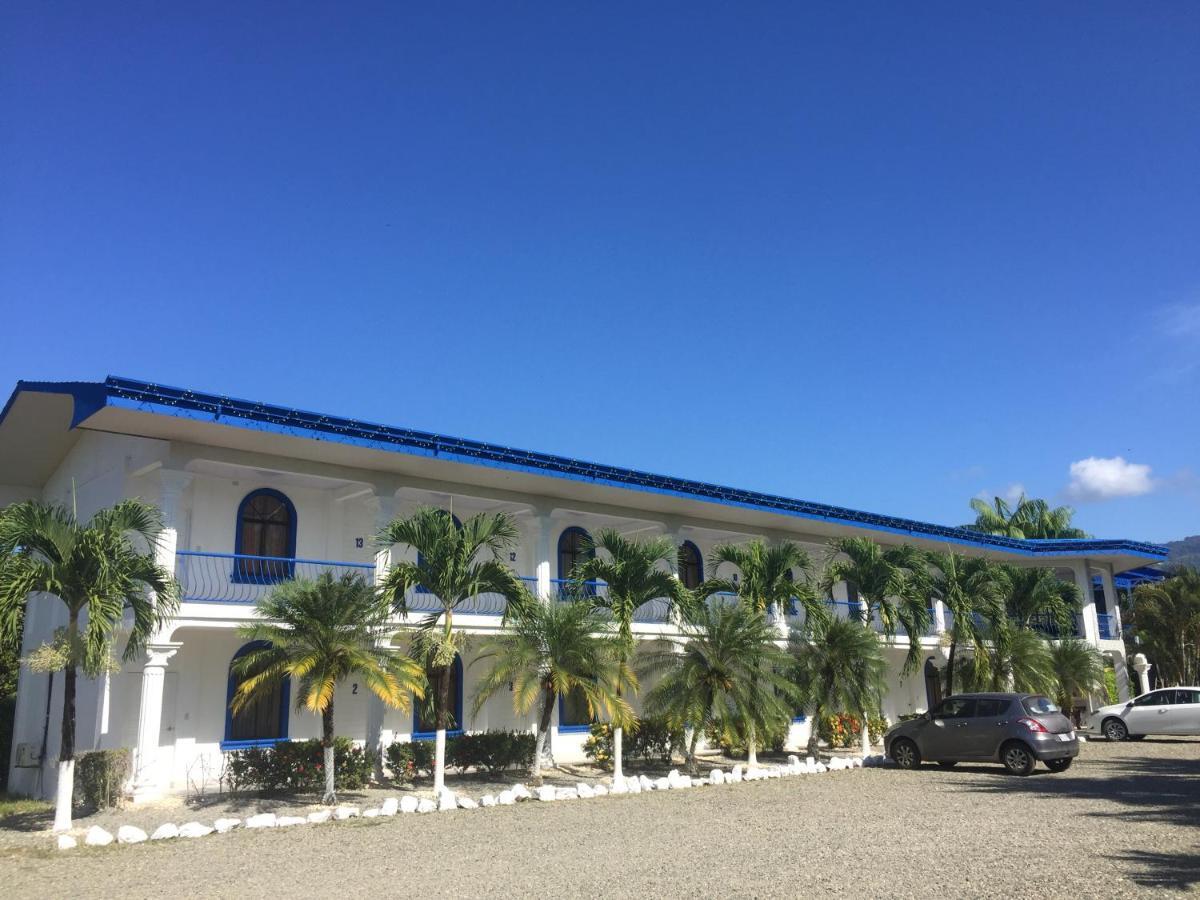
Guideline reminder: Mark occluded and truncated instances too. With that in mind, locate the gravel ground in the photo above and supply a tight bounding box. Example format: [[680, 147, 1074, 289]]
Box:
[[3, 737, 1198, 898]]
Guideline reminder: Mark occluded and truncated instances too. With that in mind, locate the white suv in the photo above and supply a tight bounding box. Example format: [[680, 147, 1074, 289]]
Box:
[[1090, 687, 1200, 741]]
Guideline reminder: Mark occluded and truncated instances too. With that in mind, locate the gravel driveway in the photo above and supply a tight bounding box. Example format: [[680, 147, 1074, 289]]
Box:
[[5, 737, 1198, 898]]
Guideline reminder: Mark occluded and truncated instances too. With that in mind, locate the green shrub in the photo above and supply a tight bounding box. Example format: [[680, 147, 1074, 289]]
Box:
[[447, 731, 535, 775], [225, 738, 373, 794], [584, 717, 687, 769], [816, 713, 887, 748], [705, 717, 791, 757], [74, 748, 131, 811], [1104, 667, 1119, 705], [385, 740, 434, 783]]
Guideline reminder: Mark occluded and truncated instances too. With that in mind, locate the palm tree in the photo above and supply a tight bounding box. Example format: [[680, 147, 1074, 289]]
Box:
[[1127, 567, 1200, 687], [472, 597, 632, 784], [928, 552, 1006, 697], [965, 494, 1087, 540], [570, 530, 693, 781], [640, 602, 799, 773], [1000, 565, 1080, 632], [696, 539, 828, 765], [823, 537, 931, 673], [231, 571, 424, 804], [375, 507, 528, 793], [1048, 639, 1107, 723], [0, 499, 178, 832], [951, 625, 1055, 695], [789, 617, 888, 758]]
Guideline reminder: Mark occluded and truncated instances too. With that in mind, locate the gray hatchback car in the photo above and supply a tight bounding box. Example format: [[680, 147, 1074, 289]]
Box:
[[884, 693, 1079, 776]]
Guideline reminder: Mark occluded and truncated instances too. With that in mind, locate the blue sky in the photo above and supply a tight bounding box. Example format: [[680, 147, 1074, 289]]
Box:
[[1, 3, 1197, 544]]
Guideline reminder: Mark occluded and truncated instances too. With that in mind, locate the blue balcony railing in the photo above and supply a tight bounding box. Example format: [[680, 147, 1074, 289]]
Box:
[[177, 551, 374, 604], [1027, 611, 1082, 639], [550, 578, 671, 624], [401, 576, 537, 617]]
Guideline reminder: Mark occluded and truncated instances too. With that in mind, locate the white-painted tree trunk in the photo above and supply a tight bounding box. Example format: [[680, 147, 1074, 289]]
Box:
[[53, 759, 74, 833], [747, 727, 758, 767], [612, 726, 623, 781], [433, 728, 447, 794], [860, 720, 871, 757]]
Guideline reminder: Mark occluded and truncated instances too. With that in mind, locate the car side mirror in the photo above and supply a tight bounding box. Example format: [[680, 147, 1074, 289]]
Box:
[[1125, 701, 1134, 709]]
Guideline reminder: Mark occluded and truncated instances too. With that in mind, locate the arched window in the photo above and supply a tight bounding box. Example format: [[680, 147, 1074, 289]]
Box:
[[223, 641, 290, 749], [234, 489, 296, 583], [678, 541, 703, 590], [557, 526, 595, 596], [413, 654, 464, 739]]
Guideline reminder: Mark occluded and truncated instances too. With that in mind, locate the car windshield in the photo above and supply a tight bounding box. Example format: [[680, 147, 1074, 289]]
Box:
[[1022, 696, 1059, 715]]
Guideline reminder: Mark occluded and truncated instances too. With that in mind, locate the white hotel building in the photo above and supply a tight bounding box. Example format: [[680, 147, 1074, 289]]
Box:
[[1, 377, 1167, 801]]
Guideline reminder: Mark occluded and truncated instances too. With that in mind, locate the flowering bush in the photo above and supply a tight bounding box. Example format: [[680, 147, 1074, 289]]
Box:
[[225, 738, 373, 794], [385, 740, 435, 783], [817, 713, 888, 747], [584, 717, 686, 769]]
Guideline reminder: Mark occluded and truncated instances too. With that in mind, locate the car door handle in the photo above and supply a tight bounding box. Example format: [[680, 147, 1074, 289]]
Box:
[[953, 722, 968, 728], [995, 721, 1008, 726]]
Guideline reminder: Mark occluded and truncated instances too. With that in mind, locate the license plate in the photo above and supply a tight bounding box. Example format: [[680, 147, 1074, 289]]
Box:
[[1058, 731, 1075, 742]]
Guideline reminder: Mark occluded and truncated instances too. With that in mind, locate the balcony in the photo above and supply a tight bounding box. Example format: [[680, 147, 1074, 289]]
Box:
[[1026, 611, 1082, 639], [405, 577, 538, 617], [177, 551, 375, 604], [551, 579, 672, 624]]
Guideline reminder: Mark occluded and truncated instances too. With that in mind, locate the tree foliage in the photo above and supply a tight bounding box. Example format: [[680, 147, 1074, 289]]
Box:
[[1127, 567, 1200, 687]]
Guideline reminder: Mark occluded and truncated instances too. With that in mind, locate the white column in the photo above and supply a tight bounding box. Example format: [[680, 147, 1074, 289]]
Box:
[[130, 643, 181, 802], [155, 471, 191, 576], [933, 599, 947, 635], [1132, 654, 1152, 695], [367, 493, 397, 780], [1098, 567, 1120, 641], [1111, 651, 1131, 702], [1072, 560, 1100, 645], [534, 511, 554, 601]]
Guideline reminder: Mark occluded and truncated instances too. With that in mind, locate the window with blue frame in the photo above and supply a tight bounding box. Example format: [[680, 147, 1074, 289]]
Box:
[[413, 654, 463, 738], [678, 541, 703, 590], [558, 685, 595, 733], [224, 641, 289, 748], [557, 526, 595, 596], [416, 510, 462, 593], [233, 488, 296, 583]]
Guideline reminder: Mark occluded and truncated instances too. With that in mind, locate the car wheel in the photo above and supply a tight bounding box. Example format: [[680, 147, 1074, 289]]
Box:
[[1045, 758, 1072, 773], [1001, 742, 1036, 776], [890, 738, 921, 769], [936, 761, 957, 769], [1102, 718, 1129, 742]]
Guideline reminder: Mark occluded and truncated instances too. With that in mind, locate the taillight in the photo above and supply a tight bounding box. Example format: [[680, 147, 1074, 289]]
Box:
[[1017, 717, 1048, 734]]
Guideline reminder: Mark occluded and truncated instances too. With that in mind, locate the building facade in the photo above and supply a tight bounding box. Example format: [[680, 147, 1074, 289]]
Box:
[[1, 378, 1167, 800]]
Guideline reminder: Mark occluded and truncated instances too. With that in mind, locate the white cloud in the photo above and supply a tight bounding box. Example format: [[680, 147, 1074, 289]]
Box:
[[1064, 457, 1155, 502], [975, 483, 1026, 505]]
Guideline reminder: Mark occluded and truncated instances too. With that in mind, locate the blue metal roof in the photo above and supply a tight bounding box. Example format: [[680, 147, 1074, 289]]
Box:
[[2, 376, 1169, 563]]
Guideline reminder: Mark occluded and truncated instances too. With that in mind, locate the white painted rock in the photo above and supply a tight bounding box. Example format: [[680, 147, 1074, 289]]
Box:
[[480, 795, 497, 808], [535, 785, 557, 802], [730, 765, 744, 783], [815, 763, 827, 773], [497, 791, 516, 806], [556, 786, 579, 801], [334, 806, 360, 820], [457, 796, 478, 810], [852, 757, 863, 768], [652, 777, 670, 791], [150, 823, 180, 840], [690, 776, 706, 788], [277, 815, 307, 826], [57, 834, 77, 850], [213, 818, 241, 833], [511, 784, 532, 801], [638, 775, 654, 792], [307, 810, 332, 824], [362, 809, 381, 818], [117, 825, 147, 845], [592, 783, 608, 797], [400, 796, 419, 814], [437, 793, 457, 812], [710, 769, 726, 785], [179, 821, 214, 838], [576, 783, 595, 799], [788, 755, 801, 767], [84, 826, 114, 847], [416, 798, 436, 814], [610, 779, 628, 795], [245, 813, 277, 829], [381, 798, 399, 816]]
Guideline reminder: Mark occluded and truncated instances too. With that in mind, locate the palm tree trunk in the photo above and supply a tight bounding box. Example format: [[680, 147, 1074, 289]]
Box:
[[53, 610, 79, 833], [433, 663, 452, 795], [945, 637, 958, 697], [612, 727, 623, 781], [806, 704, 822, 758], [531, 689, 555, 785], [860, 710, 871, 756], [686, 726, 701, 775], [321, 702, 336, 805], [746, 723, 758, 767]]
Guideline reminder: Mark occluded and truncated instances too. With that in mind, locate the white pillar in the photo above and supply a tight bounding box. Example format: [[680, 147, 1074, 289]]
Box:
[[368, 493, 397, 779], [155, 471, 191, 574], [933, 599, 947, 635], [1072, 560, 1100, 645], [534, 512, 554, 601], [1098, 567, 1120, 641], [1132, 653, 1152, 695], [130, 643, 180, 802], [1111, 651, 1131, 702]]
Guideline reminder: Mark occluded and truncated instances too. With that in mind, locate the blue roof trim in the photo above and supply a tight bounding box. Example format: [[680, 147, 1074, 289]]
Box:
[[0, 380, 109, 430], [0, 376, 1169, 562]]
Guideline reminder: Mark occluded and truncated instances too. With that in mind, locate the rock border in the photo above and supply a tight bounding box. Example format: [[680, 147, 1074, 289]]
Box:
[[54, 754, 886, 850]]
